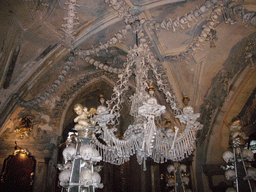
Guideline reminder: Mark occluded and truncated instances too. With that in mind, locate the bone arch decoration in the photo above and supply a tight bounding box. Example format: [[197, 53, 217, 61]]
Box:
[[52, 71, 118, 120]]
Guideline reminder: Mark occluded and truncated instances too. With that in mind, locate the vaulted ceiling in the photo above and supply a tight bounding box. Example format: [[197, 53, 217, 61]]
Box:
[[0, 0, 255, 191]]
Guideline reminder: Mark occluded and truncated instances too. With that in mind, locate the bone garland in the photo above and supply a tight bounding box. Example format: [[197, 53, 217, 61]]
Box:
[[62, 0, 80, 46], [92, 111, 139, 163], [75, 25, 132, 71], [75, 0, 256, 65], [18, 55, 75, 107], [146, 0, 215, 33], [75, 24, 132, 57], [166, 3, 256, 61], [79, 55, 123, 74], [76, 0, 256, 64], [75, 0, 205, 61], [104, 0, 138, 24]]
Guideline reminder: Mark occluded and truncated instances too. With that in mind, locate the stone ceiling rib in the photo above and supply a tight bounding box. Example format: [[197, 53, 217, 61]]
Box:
[[74, 11, 121, 48], [131, 0, 185, 9]]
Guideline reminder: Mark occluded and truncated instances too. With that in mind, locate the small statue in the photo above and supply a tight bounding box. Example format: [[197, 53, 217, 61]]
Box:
[[176, 96, 200, 124], [74, 104, 90, 130], [229, 120, 248, 147], [73, 104, 97, 138]]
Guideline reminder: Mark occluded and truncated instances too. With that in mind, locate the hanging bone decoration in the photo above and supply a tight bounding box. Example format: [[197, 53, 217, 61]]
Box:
[[245, 167, 256, 181], [89, 39, 203, 168], [59, 168, 72, 187], [182, 176, 190, 185], [62, 143, 76, 164], [222, 150, 235, 163], [79, 167, 103, 188], [242, 149, 255, 162], [79, 144, 102, 162], [225, 169, 236, 181]]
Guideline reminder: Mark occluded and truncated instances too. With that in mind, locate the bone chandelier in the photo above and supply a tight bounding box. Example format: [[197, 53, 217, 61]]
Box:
[[62, 0, 204, 170], [74, 37, 203, 170]]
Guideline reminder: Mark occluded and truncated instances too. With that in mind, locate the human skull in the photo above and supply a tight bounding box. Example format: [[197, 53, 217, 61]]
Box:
[[167, 178, 176, 186], [180, 164, 187, 172], [80, 167, 92, 185], [59, 169, 71, 186], [63, 144, 76, 163], [199, 5, 208, 13], [80, 144, 102, 162], [251, 16, 256, 26], [246, 167, 256, 180], [80, 167, 102, 186], [167, 165, 176, 173], [222, 151, 234, 163], [80, 144, 93, 160], [91, 172, 101, 184], [225, 169, 236, 181], [205, 0, 213, 8], [166, 128, 175, 137], [182, 176, 190, 185], [242, 149, 255, 161]]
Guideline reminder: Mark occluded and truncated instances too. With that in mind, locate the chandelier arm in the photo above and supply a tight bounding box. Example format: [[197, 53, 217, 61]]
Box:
[[134, 35, 182, 115], [148, 59, 182, 115], [106, 60, 134, 127]]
